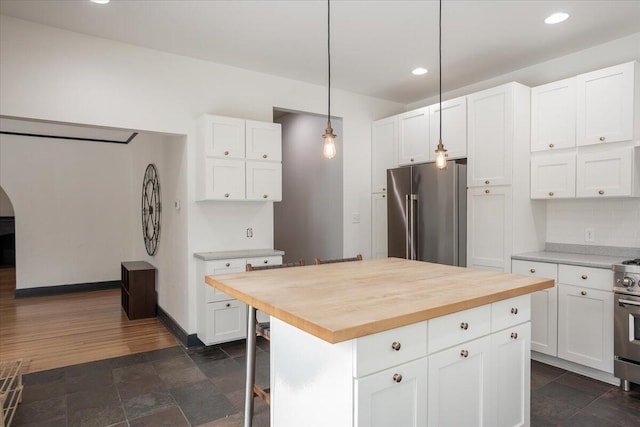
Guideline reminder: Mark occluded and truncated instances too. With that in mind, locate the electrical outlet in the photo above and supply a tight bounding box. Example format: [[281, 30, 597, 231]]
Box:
[[246, 227, 253, 238], [585, 227, 595, 242]]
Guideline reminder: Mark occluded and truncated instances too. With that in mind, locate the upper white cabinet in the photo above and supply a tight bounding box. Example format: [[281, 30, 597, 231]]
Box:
[[576, 146, 638, 198], [429, 96, 467, 160], [372, 116, 398, 193], [531, 77, 576, 152], [398, 107, 429, 166], [577, 62, 636, 146], [197, 114, 282, 201], [530, 152, 576, 199], [467, 84, 517, 187]]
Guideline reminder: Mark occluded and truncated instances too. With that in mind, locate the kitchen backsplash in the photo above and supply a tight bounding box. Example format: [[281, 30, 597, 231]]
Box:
[[546, 199, 640, 248]]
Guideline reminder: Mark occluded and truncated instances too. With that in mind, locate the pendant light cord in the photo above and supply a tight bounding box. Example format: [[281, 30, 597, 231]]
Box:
[[327, 0, 331, 123], [439, 0, 442, 143]]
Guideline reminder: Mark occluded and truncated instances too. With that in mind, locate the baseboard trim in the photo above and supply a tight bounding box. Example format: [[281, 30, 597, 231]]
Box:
[[532, 351, 620, 386], [157, 305, 204, 348], [15, 280, 120, 298]]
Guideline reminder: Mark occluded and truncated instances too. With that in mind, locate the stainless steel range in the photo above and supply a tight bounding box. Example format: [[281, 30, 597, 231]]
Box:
[[613, 258, 640, 391]]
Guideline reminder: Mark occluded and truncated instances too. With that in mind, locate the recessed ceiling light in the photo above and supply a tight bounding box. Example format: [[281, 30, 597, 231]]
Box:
[[544, 12, 569, 24], [412, 67, 428, 76], [90, 0, 110, 4]]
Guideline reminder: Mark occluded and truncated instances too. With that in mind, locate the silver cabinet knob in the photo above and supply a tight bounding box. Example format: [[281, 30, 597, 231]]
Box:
[[224, 150, 229, 156], [511, 307, 518, 315], [460, 322, 469, 330], [530, 268, 536, 273], [485, 180, 490, 185], [224, 193, 230, 198], [391, 341, 401, 351], [263, 194, 268, 199], [460, 349, 469, 358], [511, 332, 518, 339], [549, 143, 554, 148], [548, 192, 554, 197], [225, 263, 230, 267], [382, 194, 386, 198], [485, 189, 490, 194], [581, 274, 588, 280], [599, 136, 605, 142], [581, 290, 587, 296], [263, 154, 268, 159], [598, 190, 605, 195], [393, 373, 403, 383]]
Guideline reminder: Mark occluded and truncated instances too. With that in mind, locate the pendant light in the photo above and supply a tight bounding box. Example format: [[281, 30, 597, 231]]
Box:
[[434, 0, 448, 169], [322, 0, 337, 159]]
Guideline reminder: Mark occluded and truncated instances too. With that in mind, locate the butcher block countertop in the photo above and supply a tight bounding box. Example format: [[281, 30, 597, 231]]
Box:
[[205, 258, 553, 344]]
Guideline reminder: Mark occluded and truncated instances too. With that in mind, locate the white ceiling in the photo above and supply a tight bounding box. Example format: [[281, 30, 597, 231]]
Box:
[[1, 0, 639, 104]]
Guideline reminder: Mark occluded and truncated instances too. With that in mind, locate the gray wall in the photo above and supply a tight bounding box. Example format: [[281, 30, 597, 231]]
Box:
[[274, 112, 343, 264], [0, 186, 14, 216]]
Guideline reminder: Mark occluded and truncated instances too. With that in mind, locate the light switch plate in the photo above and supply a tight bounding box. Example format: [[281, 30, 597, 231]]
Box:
[[585, 227, 595, 242]]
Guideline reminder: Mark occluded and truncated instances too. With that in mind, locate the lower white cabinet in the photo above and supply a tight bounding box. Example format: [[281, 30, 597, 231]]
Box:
[[428, 335, 492, 427], [371, 193, 388, 259], [203, 300, 248, 344], [558, 283, 614, 373], [355, 358, 427, 427]]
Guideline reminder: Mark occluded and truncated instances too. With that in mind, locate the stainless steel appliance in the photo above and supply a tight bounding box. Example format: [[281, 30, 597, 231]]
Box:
[[613, 258, 640, 391], [387, 161, 466, 266]]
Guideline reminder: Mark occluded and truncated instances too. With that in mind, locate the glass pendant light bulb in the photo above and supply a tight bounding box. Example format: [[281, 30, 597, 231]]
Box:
[[323, 122, 337, 159], [435, 140, 448, 169]]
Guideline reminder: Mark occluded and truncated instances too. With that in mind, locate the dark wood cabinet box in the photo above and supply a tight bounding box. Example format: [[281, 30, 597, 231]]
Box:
[[121, 261, 157, 320]]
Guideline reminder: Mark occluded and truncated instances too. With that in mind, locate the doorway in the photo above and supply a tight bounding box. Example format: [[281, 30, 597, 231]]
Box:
[[0, 186, 16, 299], [273, 111, 343, 264]]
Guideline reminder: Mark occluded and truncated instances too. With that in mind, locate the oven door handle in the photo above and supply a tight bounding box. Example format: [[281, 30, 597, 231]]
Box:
[[619, 299, 640, 307]]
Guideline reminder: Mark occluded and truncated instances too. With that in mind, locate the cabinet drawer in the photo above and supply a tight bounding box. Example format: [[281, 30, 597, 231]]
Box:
[[491, 295, 531, 332], [353, 321, 427, 378], [246, 256, 282, 269], [428, 305, 491, 354], [558, 264, 612, 291], [511, 259, 558, 281], [204, 259, 246, 302], [203, 300, 248, 345]]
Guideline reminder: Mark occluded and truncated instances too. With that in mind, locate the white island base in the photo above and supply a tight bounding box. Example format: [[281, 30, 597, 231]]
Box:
[[270, 295, 532, 427]]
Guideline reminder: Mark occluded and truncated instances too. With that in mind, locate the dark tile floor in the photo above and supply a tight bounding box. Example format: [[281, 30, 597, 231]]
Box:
[[12, 341, 640, 426]]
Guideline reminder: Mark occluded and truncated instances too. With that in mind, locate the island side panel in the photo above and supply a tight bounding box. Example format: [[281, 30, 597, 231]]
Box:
[[271, 317, 354, 427]]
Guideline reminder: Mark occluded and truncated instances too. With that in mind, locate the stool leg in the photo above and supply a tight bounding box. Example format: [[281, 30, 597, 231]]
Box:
[[244, 306, 257, 427]]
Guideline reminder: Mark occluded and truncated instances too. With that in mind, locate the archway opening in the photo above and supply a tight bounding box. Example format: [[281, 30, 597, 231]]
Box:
[[0, 185, 16, 299]]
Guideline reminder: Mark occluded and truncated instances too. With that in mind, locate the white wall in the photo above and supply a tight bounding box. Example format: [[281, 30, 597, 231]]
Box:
[[0, 186, 14, 216], [0, 16, 403, 333], [274, 113, 343, 264]]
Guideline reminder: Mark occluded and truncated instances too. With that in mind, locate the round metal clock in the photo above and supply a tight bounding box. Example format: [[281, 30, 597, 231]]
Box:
[[141, 163, 161, 256]]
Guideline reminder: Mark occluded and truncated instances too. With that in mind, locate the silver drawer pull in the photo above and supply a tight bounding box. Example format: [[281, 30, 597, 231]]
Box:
[[581, 274, 588, 280], [391, 341, 401, 351], [598, 190, 604, 195], [393, 373, 403, 383], [410, 158, 415, 162], [549, 143, 554, 148], [224, 150, 229, 156], [263, 154, 268, 159], [263, 194, 268, 199], [485, 189, 490, 194], [619, 299, 640, 307], [263, 260, 268, 264], [599, 136, 605, 142], [511, 307, 518, 315], [581, 291, 587, 296], [511, 332, 518, 339], [530, 268, 536, 273], [460, 322, 469, 330], [485, 180, 490, 185], [225, 263, 230, 267], [548, 192, 554, 197], [224, 193, 230, 198], [460, 349, 469, 358]]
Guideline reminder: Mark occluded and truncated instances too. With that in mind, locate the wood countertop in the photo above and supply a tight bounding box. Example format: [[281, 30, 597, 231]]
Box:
[[205, 258, 553, 344]]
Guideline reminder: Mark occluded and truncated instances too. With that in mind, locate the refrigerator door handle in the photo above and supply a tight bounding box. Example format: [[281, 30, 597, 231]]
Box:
[[409, 194, 418, 260], [405, 194, 410, 259]]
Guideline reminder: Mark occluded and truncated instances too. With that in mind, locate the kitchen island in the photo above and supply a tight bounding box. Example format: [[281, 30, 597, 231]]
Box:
[[206, 258, 553, 427]]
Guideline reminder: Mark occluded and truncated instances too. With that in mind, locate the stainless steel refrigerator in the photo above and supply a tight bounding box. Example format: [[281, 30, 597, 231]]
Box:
[[387, 161, 467, 266]]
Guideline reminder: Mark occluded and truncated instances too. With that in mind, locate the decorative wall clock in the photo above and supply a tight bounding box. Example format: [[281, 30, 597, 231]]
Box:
[[142, 163, 161, 256]]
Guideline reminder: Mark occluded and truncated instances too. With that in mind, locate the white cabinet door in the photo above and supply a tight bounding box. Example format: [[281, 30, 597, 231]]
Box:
[[558, 284, 614, 373], [203, 300, 248, 345], [530, 152, 576, 199], [531, 77, 576, 152], [428, 335, 492, 427], [467, 84, 514, 187], [372, 116, 398, 193], [511, 260, 558, 357], [577, 62, 635, 146], [246, 161, 282, 201], [398, 107, 430, 166], [371, 193, 388, 259], [429, 96, 467, 160], [355, 357, 428, 427], [200, 115, 246, 159], [467, 186, 512, 272], [492, 323, 530, 427], [576, 147, 633, 198], [245, 120, 282, 161], [203, 158, 246, 200]]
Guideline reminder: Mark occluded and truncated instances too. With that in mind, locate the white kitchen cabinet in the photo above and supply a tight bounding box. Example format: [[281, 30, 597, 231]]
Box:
[[398, 107, 429, 166], [511, 260, 558, 357], [467, 84, 517, 187], [245, 120, 282, 161], [246, 160, 282, 201], [202, 158, 246, 200], [492, 323, 530, 427], [576, 146, 637, 198], [199, 115, 246, 159], [355, 358, 428, 427], [530, 152, 576, 199], [429, 96, 467, 160], [196, 255, 282, 345], [372, 116, 398, 193], [467, 186, 512, 272], [428, 335, 492, 427], [577, 62, 636, 146], [531, 77, 576, 152], [371, 193, 388, 259]]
